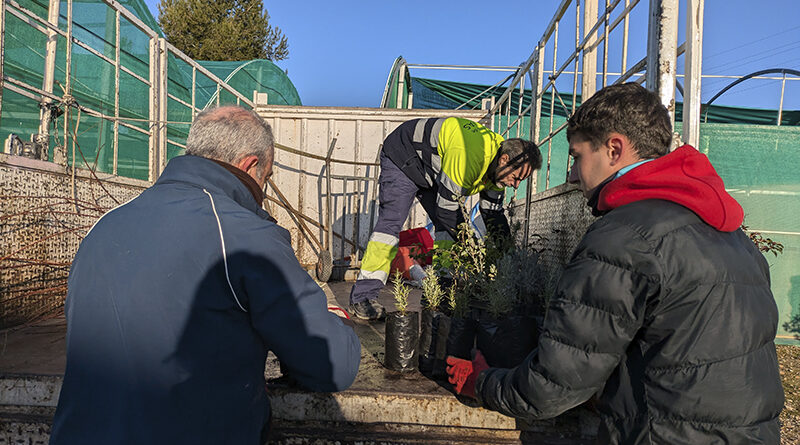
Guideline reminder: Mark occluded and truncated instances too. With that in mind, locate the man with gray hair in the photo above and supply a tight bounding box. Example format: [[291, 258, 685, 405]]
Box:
[[50, 106, 361, 445]]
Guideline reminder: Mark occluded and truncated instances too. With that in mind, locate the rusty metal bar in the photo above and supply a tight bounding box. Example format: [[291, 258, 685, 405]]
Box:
[[266, 178, 322, 251], [622, 0, 630, 74], [158, 38, 168, 174], [113, 9, 120, 174], [65, 0, 73, 97], [546, 21, 559, 190], [777, 72, 786, 126], [148, 36, 159, 181], [582, 0, 599, 100], [274, 142, 379, 166], [167, 93, 194, 111], [567, 0, 581, 182], [602, 0, 610, 87], [353, 178, 362, 261], [191, 67, 197, 119], [36, 0, 59, 159], [516, 70, 526, 138], [325, 138, 336, 259], [329, 174, 378, 182], [523, 42, 545, 245], [683, 0, 704, 147], [101, 0, 158, 38], [646, 0, 679, 121], [572, 0, 580, 115], [263, 194, 358, 249], [340, 178, 347, 260], [0, 0, 6, 123]]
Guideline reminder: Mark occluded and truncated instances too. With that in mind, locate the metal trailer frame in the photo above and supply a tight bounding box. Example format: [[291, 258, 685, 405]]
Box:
[[0, 0, 253, 182], [473, 0, 708, 245]]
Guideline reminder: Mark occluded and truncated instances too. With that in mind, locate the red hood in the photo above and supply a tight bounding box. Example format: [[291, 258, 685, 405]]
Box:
[[598, 145, 743, 232]]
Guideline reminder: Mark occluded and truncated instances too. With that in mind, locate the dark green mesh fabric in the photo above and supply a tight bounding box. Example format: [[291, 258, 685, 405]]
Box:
[[1, 0, 300, 180]]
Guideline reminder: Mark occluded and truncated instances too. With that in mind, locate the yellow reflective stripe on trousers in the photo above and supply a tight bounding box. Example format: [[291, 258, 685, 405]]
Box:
[[358, 239, 398, 284]]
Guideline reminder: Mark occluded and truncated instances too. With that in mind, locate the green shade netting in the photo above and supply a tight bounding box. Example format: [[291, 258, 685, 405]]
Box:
[[1, 0, 300, 181]]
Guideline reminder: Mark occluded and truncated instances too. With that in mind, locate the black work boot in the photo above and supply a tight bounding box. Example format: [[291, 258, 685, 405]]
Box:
[[349, 299, 386, 321]]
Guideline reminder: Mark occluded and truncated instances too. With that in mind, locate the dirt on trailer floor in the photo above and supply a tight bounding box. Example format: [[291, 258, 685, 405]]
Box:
[[778, 344, 800, 445]]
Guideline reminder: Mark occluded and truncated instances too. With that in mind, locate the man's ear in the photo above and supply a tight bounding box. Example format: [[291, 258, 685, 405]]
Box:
[[606, 133, 626, 166], [498, 153, 510, 167], [236, 155, 259, 174]]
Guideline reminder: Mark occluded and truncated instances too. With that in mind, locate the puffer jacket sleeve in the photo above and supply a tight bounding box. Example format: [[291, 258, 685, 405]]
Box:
[[475, 219, 661, 419], [236, 223, 361, 393]]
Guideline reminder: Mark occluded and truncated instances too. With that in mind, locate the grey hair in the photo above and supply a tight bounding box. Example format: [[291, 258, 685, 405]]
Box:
[[185, 106, 274, 172]]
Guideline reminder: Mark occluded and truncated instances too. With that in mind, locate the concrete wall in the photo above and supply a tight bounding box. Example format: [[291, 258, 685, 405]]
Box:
[[257, 105, 488, 266], [0, 154, 145, 329]]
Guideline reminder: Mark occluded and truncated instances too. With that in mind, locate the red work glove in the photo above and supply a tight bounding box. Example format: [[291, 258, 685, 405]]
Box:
[[446, 350, 489, 399]]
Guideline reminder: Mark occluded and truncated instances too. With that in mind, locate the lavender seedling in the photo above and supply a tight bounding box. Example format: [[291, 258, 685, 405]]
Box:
[[391, 269, 410, 315], [421, 266, 444, 311]]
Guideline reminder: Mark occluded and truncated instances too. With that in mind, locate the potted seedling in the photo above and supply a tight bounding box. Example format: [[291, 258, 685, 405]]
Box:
[[384, 270, 419, 372], [475, 247, 543, 368], [424, 199, 493, 362], [418, 266, 450, 377]]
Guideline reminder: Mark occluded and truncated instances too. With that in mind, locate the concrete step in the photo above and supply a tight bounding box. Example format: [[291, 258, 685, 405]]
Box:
[[1, 367, 598, 445], [0, 410, 594, 445]]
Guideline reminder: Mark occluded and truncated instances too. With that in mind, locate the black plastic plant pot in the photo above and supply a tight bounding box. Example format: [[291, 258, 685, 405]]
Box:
[[476, 315, 540, 368], [419, 308, 451, 377], [445, 315, 478, 361], [384, 311, 420, 372]]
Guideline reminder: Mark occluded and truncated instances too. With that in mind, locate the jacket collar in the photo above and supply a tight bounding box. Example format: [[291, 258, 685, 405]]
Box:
[[587, 174, 617, 217], [155, 155, 269, 218], [208, 158, 265, 205], [595, 145, 743, 232]]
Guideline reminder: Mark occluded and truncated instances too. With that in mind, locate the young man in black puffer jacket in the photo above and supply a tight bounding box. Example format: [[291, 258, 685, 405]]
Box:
[[447, 83, 784, 444]]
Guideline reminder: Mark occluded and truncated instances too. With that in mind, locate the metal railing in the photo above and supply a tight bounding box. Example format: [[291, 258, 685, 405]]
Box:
[[0, 0, 253, 183], [474, 0, 705, 244]]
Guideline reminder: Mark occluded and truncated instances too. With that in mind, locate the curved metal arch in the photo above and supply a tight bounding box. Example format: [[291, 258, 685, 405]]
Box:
[[380, 56, 411, 108], [703, 68, 800, 121]]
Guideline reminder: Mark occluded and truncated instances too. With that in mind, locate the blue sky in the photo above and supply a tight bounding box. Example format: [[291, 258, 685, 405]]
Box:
[[143, 0, 799, 111]]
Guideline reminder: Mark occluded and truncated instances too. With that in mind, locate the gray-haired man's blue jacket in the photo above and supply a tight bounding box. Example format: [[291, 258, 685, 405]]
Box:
[[50, 155, 361, 445]]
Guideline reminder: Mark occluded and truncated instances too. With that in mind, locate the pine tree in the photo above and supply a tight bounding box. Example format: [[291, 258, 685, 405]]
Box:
[[158, 0, 289, 61]]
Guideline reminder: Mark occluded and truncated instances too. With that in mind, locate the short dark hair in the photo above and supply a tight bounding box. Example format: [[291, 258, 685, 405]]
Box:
[[566, 83, 672, 159], [499, 138, 542, 171]]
